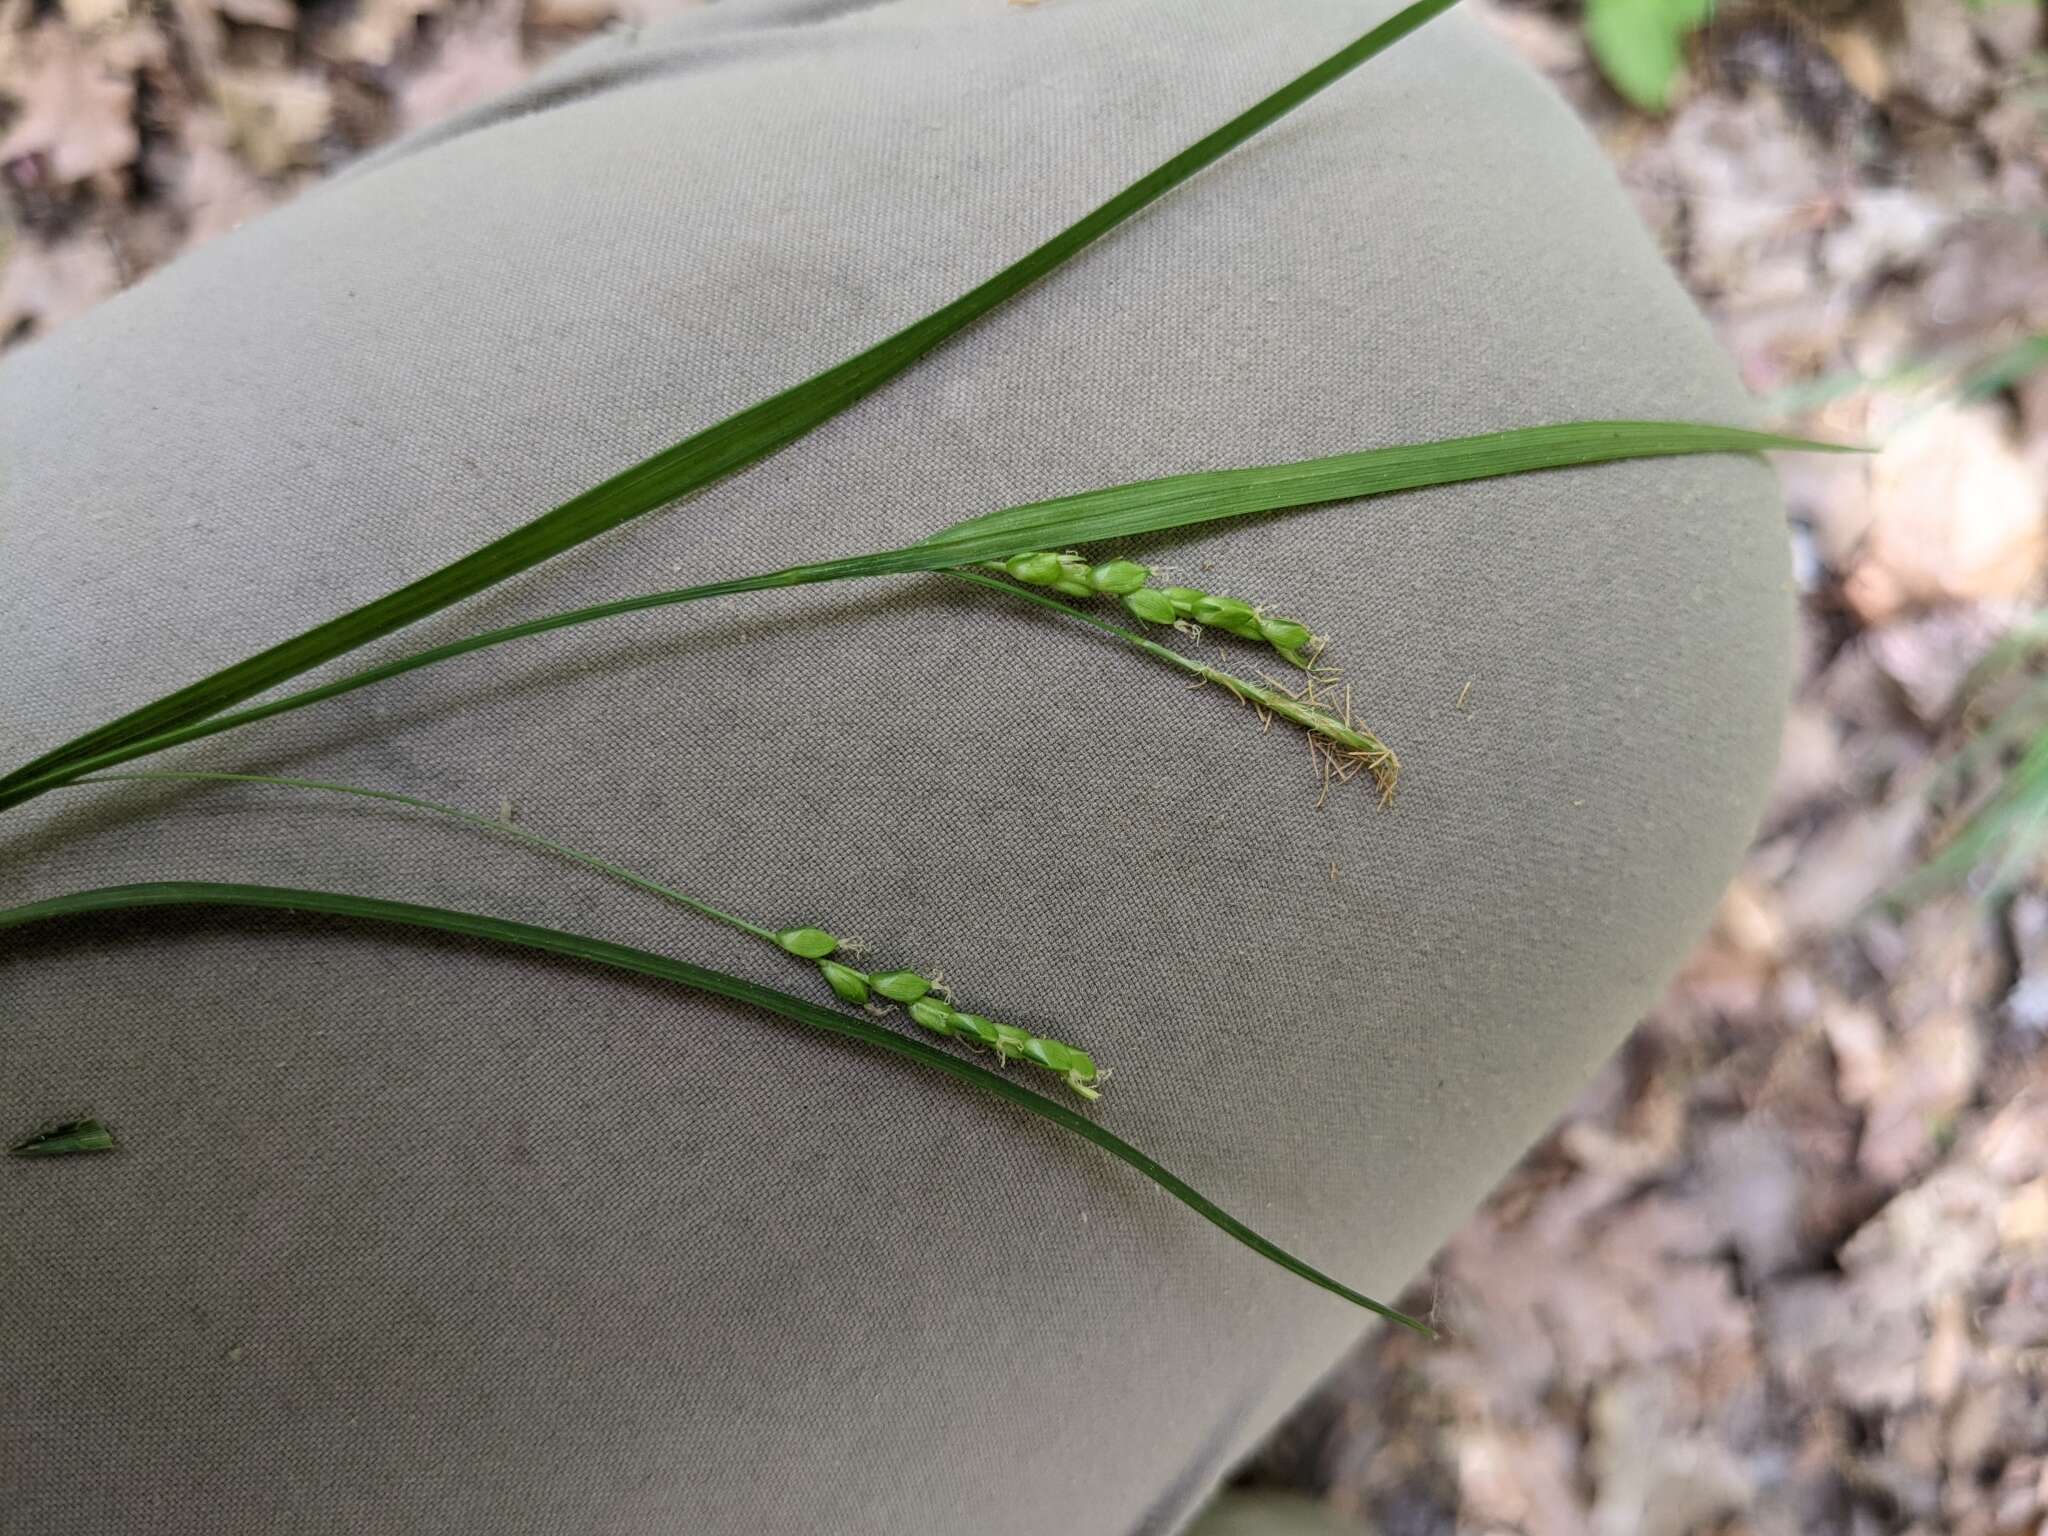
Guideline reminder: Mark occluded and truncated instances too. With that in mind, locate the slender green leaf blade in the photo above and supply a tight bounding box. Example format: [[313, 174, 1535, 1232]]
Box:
[[0, 420, 1851, 809], [916, 420, 1836, 553], [10, 1118, 116, 1158], [0, 0, 1463, 796], [0, 880, 1429, 1333]]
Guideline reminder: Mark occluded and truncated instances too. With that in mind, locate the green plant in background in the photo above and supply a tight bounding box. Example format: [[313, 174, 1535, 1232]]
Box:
[[1894, 612, 2048, 908], [1762, 331, 2048, 425], [1781, 332, 2048, 912], [1584, 0, 1714, 113], [1, 0, 1851, 1323]]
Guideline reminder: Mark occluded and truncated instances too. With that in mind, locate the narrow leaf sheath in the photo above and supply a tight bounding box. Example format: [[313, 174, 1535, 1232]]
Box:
[[0, 880, 1430, 1334]]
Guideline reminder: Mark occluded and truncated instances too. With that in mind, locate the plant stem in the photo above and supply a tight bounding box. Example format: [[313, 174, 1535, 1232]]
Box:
[[0, 423, 1842, 816], [74, 771, 778, 943], [0, 878, 1432, 1334], [69, 770, 1107, 1098], [946, 570, 1399, 798], [0, 0, 1466, 801]]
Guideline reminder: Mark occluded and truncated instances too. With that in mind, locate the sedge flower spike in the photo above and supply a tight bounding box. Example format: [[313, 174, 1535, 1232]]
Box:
[[57, 771, 1112, 1102], [776, 925, 1102, 1098], [989, 552, 1323, 668]]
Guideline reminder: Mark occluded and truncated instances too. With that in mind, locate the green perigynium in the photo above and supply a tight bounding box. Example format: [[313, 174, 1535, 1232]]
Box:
[[774, 927, 840, 959], [989, 551, 1324, 668]]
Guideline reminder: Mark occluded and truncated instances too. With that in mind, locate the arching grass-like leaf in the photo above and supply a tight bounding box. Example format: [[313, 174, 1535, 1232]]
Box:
[[0, 0, 1462, 800], [0, 421, 1846, 810], [0, 879, 1432, 1334]]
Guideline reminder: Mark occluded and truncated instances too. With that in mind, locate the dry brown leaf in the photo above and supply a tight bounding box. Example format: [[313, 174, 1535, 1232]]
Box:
[[0, 22, 150, 184], [1855, 1009, 1982, 1186], [1822, 997, 1890, 1109], [1844, 404, 2048, 623], [0, 231, 119, 340], [214, 0, 297, 27], [1865, 605, 2021, 728], [1817, 24, 1889, 101], [169, 111, 275, 245], [1890, 0, 1997, 119], [1589, 1371, 1755, 1536], [319, 0, 442, 69], [1775, 789, 1926, 937], [396, 3, 526, 136], [1454, 1419, 1586, 1536], [59, 0, 130, 32], [2000, 1179, 2048, 1249], [525, 0, 616, 29], [214, 70, 333, 178]]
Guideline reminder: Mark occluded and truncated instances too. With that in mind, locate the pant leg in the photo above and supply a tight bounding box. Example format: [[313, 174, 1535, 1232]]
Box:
[[0, 2, 1791, 1531]]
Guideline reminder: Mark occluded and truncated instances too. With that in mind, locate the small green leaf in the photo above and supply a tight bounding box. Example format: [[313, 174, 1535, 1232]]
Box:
[[1584, 0, 1711, 113], [11, 1119, 116, 1159]]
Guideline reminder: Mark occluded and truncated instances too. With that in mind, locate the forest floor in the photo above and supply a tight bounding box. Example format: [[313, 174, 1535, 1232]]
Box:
[[4, 0, 2047, 1531]]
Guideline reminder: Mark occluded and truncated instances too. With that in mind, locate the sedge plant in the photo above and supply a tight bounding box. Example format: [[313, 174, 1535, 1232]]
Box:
[[69, 770, 1108, 1099], [0, 0, 1855, 1325]]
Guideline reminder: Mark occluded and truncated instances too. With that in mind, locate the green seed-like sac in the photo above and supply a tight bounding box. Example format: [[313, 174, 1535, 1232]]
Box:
[[1193, 595, 1263, 639], [1089, 559, 1151, 596], [1052, 576, 1096, 599], [908, 997, 956, 1035], [1007, 552, 1066, 586], [1022, 1036, 1073, 1073], [776, 927, 839, 959], [1259, 616, 1312, 653], [1161, 586, 1207, 618], [818, 959, 871, 1006], [949, 1013, 1001, 1047], [1064, 1049, 1098, 1082], [1122, 587, 1178, 625], [992, 1022, 1032, 1060], [871, 970, 932, 1004]]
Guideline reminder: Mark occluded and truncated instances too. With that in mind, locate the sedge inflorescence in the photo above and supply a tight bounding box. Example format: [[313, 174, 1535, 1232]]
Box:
[[987, 552, 1322, 668], [774, 925, 1102, 1099]]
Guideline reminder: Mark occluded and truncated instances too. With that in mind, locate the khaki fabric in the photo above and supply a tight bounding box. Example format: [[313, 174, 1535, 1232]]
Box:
[[0, 1, 1791, 1531]]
